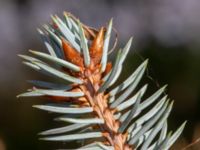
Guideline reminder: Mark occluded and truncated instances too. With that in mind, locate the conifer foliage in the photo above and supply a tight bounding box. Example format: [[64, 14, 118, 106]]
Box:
[[18, 12, 186, 150]]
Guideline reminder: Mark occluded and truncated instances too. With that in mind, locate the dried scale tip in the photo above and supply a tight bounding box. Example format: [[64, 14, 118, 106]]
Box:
[[18, 12, 186, 150]]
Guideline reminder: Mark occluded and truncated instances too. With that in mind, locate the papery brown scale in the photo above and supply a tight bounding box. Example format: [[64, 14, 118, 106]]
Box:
[[92, 73, 102, 86], [87, 67, 102, 87], [61, 38, 84, 67], [89, 27, 104, 66], [64, 12, 98, 40], [114, 134, 124, 150], [104, 109, 115, 130], [77, 97, 87, 102], [103, 62, 112, 77], [62, 66, 83, 78], [122, 132, 128, 143], [125, 145, 132, 150], [113, 121, 120, 132], [75, 101, 89, 106], [83, 26, 98, 40]]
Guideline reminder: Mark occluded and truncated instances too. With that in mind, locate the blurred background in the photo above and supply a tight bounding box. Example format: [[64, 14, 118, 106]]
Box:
[[0, 0, 200, 149]]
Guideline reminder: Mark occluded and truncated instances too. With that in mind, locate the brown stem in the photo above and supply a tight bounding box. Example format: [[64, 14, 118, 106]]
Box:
[[80, 70, 132, 150]]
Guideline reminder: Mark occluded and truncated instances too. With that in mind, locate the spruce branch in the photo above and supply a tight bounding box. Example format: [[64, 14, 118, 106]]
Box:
[[18, 12, 186, 150]]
